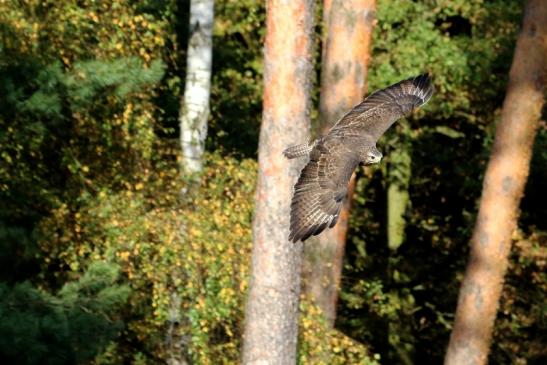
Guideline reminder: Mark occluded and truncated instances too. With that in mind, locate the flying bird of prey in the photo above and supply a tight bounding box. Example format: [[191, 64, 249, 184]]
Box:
[[284, 74, 434, 243]]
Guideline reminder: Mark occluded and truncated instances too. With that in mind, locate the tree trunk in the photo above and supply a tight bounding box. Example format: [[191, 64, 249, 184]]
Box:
[[302, 0, 376, 327], [445, 1, 547, 364], [242, 1, 314, 364], [387, 140, 411, 251], [179, 0, 214, 174]]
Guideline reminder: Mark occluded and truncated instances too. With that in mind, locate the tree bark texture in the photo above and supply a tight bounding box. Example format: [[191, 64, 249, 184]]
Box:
[[179, 0, 214, 174], [445, 1, 547, 364], [242, 0, 315, 364], [387, 143, 411, 251], [303, 0, 376, 327]]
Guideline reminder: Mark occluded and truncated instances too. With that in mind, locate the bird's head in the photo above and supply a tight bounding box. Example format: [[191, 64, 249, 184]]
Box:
[[365, 147, 382, 165]]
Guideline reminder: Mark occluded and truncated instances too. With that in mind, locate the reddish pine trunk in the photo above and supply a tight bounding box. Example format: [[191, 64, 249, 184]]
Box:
[[242, 0, 315, 364], [445, 1, 547, 364], [302, 0, 376, 326]]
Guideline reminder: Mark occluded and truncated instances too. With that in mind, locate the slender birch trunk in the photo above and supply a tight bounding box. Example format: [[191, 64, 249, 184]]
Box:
[[242, 0, 315, 363], [445, 1, 547, 363], [174, 2, 214, 360], [179, 0, 214, 174], [303, 0, 376, 327]]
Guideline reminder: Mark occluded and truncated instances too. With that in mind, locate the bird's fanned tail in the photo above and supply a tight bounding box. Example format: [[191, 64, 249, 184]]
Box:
[[283, 141, 316, 159]]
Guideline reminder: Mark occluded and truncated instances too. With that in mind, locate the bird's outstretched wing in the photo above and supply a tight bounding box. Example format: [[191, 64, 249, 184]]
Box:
[[330, 74, 434, 141], [289, 139, 359, 243]]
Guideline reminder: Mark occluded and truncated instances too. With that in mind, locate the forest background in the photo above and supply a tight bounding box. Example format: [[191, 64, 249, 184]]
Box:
[[0, 0, 545, 364]]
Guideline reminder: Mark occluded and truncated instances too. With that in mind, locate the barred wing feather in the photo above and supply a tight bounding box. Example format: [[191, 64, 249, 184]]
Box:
[[331, 74, 434, 141], [289, 142, 359, 243]]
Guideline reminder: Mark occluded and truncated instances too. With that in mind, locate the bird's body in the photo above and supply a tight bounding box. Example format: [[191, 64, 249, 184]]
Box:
[[285, 74, 434, 242]]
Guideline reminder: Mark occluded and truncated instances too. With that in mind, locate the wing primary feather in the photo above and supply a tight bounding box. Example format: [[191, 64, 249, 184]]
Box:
[[313, 220, 329, 236]]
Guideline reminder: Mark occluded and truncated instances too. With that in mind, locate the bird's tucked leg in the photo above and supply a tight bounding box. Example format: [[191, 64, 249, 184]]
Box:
[[283, 140, 317, 159]]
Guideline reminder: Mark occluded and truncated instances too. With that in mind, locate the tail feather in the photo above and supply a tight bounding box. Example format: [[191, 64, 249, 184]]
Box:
[[283, 141, 315, 159]]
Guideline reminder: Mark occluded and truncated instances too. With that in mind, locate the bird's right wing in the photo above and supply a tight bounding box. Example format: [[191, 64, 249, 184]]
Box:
[[288, 140, 359, 243], [330, 74, 434, 141]]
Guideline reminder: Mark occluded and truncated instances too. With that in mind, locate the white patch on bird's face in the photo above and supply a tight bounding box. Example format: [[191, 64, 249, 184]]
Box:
[[366, 150, 383, 164]]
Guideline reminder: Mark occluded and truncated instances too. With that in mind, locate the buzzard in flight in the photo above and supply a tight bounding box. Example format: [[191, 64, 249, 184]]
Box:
[[284, 74, 434, 242]]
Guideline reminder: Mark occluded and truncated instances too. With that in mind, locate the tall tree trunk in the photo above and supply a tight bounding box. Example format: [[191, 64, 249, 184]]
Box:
[[445, 1, 547, 364], [302, 0, 376, 327], [387, 138, 411, 251], [242, 0, 314, 364], [386, 130, 413, 364], [179, 0, 214, 174]]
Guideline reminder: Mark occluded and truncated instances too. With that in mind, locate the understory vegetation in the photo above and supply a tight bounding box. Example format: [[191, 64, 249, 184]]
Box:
[[0, 0, 544, 364]]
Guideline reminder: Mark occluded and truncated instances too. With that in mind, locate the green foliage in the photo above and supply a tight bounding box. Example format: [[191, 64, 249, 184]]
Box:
[[299, 298, 381, 365], [0, 262, 129, 365], [0, 0, 174, 362], [37, 152, 257, 363], [1, 0, 545, 364], [208, 0, 265, 157], [369, 0, 521, 121]]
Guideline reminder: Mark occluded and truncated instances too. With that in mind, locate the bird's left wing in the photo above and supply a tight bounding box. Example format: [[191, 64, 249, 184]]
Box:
[[288, 139, 359, 243], [330, 74, 434, 142]]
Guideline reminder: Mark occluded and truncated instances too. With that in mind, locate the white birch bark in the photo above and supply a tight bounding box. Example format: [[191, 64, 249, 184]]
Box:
[[179, 0, 214, 174]]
